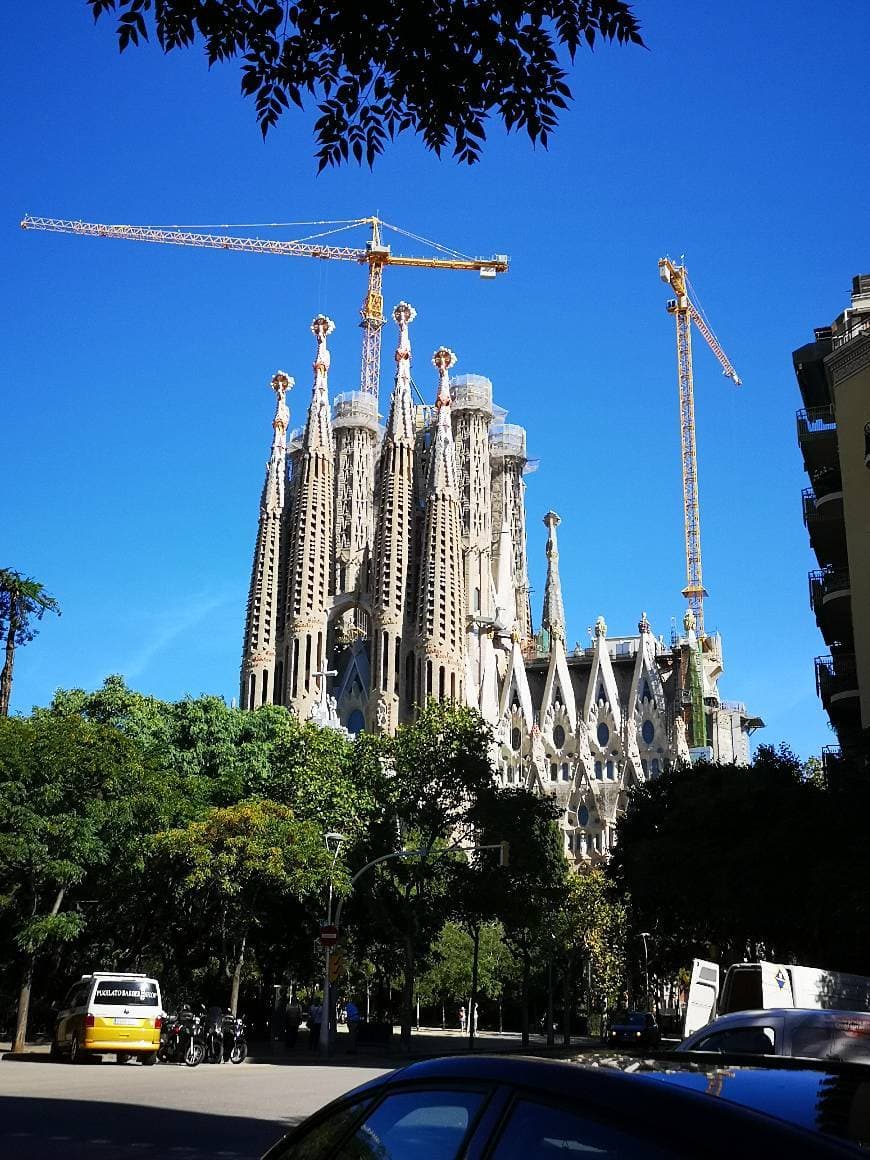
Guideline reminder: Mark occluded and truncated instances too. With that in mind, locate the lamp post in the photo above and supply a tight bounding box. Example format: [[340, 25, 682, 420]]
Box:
[[320, 831, 346, 1058], [639, 931, 651, 1009]]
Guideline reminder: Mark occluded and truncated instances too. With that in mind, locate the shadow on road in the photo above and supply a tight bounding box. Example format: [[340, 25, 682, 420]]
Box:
[[0, 1096, 297, 1160]]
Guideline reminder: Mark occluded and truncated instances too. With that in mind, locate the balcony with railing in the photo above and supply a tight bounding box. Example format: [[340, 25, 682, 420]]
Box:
[[802, 486, 847, 568], [796, 405, 838, 477], [815, 653, 860, 728], [808, 568, 852, 647]]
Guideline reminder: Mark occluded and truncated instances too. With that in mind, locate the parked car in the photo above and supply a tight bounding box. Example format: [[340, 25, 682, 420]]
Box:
[[260, 1054, 868, 1158], [677, 1007, 870, 1064], [607, 1009, 661, 1047]]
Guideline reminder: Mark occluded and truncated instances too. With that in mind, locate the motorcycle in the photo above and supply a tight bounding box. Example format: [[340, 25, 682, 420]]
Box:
[[222, 1013, 248, 1064]]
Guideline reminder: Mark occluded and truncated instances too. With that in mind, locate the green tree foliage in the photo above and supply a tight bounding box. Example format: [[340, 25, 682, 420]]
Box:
[[466, 785, 569, 1045], [87, 0, 644, 168], [418, 920, 516, 1013], [558, 868, 627, 1021], [0, 714, 166, 1050], [345, 702, 497, 1049], [610, 744, 870, 976], [0, 570, 60, 717], [150, 800, 339, 1012]]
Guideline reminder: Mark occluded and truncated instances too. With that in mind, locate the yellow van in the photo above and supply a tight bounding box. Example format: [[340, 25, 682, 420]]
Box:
[[51, 972, 162, 1064]]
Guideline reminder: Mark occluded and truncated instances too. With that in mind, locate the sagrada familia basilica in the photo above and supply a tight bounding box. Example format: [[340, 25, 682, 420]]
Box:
[[240, 306, 762, 865]]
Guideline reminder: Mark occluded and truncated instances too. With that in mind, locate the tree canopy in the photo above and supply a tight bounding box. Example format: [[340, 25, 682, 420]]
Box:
[[609, 745, 870, 977], [88, 0, 644, 168]]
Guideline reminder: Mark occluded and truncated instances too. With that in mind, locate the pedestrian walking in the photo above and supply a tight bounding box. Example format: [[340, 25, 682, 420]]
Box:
[[472, 1003, 479, 1033], [459, 1004, 466, 1033], [308, 1000, 322, 1050], [344, 997, 360, 1054], [284, 994, 302, 1051]]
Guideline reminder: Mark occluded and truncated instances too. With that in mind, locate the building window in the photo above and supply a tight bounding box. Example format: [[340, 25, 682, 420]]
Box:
[[642, 719, 655, 745], [511, 727, 522, 752], [553, 723, 566, 749], [606, 760, 614, 779], [651, 758, 660, 776], [561, 763, 570, 781], [597, 722, 610, 747], [550, 763, 558, 781], [594, 761, 602, 779]]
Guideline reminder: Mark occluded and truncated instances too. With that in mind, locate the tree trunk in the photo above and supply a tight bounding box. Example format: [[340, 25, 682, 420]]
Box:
[[0, 612, 17, 718], [562, 958, 572, 1046], [469, 924, 480, 1052], [400, 939, 414, 1052], [12, 957, 34, 1053], [229, 932, 247, 1015], [12, 887, 65, 1053], [521, 948, 530, 1048]]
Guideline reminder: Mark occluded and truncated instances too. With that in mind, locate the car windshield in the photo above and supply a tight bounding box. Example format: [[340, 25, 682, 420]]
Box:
[[617, 1013, 648, 1026], [93, 979, 159, 1005]]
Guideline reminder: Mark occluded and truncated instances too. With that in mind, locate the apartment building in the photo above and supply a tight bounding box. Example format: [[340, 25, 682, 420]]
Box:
[[794, 275, 870, 769]]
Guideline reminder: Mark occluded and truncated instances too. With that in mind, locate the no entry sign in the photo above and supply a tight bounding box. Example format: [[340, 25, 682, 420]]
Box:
[[320, 925, 339, 947]]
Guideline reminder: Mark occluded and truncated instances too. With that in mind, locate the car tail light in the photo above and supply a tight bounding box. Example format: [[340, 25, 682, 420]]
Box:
[[86, 1014, 95, 1027], [154, 1017, 162, 1029]]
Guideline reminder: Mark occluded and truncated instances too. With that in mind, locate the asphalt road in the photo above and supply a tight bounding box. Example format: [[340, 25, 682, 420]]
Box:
[[0, 1054, 390, 1160]]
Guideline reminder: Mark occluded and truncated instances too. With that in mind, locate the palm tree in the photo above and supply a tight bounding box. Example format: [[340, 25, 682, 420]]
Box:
[[0, 570, 60, 716]]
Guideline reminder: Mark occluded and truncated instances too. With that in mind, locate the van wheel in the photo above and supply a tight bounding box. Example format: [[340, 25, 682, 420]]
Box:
[[141, 1052, 158, 1066], [70, 1035, 84, 1064]]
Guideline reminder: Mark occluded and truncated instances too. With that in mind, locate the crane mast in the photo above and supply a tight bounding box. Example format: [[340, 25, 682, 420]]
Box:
[[659, 257, 740, 640], [20, 214, 508, 402]]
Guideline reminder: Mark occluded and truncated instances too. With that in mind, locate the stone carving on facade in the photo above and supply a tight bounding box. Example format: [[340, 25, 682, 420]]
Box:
[[376, 698, 389, 731], [673, 715, 691, 763]]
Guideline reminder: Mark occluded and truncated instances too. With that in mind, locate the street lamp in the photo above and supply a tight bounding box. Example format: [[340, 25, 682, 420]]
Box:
[[639, 932, 651, 1009], [320, 832, 346, 1058]]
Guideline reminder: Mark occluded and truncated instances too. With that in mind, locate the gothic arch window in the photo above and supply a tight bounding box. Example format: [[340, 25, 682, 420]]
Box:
[[606, 760, 614, 779], [594, 761, 603, 779], [553, 723, 566, 749], [261, 669, 269, 706], [651, 758, 660, 777], [248, 673, 255, 710], [347, 709, 365, 736], [561, 763, 571, 781]]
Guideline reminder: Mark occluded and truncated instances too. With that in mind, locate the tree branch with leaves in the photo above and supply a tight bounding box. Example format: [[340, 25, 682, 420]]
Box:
[[88, 0, 644, 168]]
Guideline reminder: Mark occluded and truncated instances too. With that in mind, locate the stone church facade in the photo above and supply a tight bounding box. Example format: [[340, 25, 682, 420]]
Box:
[[241, 306, 762, 865]]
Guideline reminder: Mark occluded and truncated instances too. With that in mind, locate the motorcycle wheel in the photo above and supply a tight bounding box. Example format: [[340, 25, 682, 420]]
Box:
[[185, 1041, 204, 1067], [230, 1040, 248, 1064]]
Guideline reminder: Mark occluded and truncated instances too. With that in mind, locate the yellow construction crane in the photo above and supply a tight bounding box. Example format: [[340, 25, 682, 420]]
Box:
[[659, 257, 741, 640], [20, 214, 508, 399]]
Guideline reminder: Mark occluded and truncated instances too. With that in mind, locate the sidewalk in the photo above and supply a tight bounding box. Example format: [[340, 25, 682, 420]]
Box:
[[246, 1025, 602, 1068]]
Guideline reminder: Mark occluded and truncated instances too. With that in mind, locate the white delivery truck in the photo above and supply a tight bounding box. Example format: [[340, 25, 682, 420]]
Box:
[[684, 959, 870, 1037]]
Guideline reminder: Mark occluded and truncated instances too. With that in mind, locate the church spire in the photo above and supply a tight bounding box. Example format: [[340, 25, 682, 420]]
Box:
[[240, 371, 293, 710], [541, 510, 566, 644], [369, 303, 418, 732], [413, 346, 466, 706], [282, 315, 336, 718]]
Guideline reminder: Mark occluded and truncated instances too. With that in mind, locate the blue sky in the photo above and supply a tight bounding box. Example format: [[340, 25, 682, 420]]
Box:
[[4, 2, 868, 760]]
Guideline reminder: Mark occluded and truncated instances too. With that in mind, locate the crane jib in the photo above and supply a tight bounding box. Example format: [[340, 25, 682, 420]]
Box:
[[21, 213, 509, 401]]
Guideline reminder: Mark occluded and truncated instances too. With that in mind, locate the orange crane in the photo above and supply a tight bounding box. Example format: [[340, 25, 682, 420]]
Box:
[[20, 214, 509, 400], [658, 257, 741, 640]]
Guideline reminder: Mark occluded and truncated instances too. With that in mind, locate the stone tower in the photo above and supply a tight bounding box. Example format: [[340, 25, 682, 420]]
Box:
[[368, 303, 417, 733], [282, 315, 336, 719], [240, 370, 292, 710], [412, 347, 466, 706]]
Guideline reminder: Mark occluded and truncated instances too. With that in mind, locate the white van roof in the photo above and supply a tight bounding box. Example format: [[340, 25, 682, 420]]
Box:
[[80, 972, 157, 980]]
